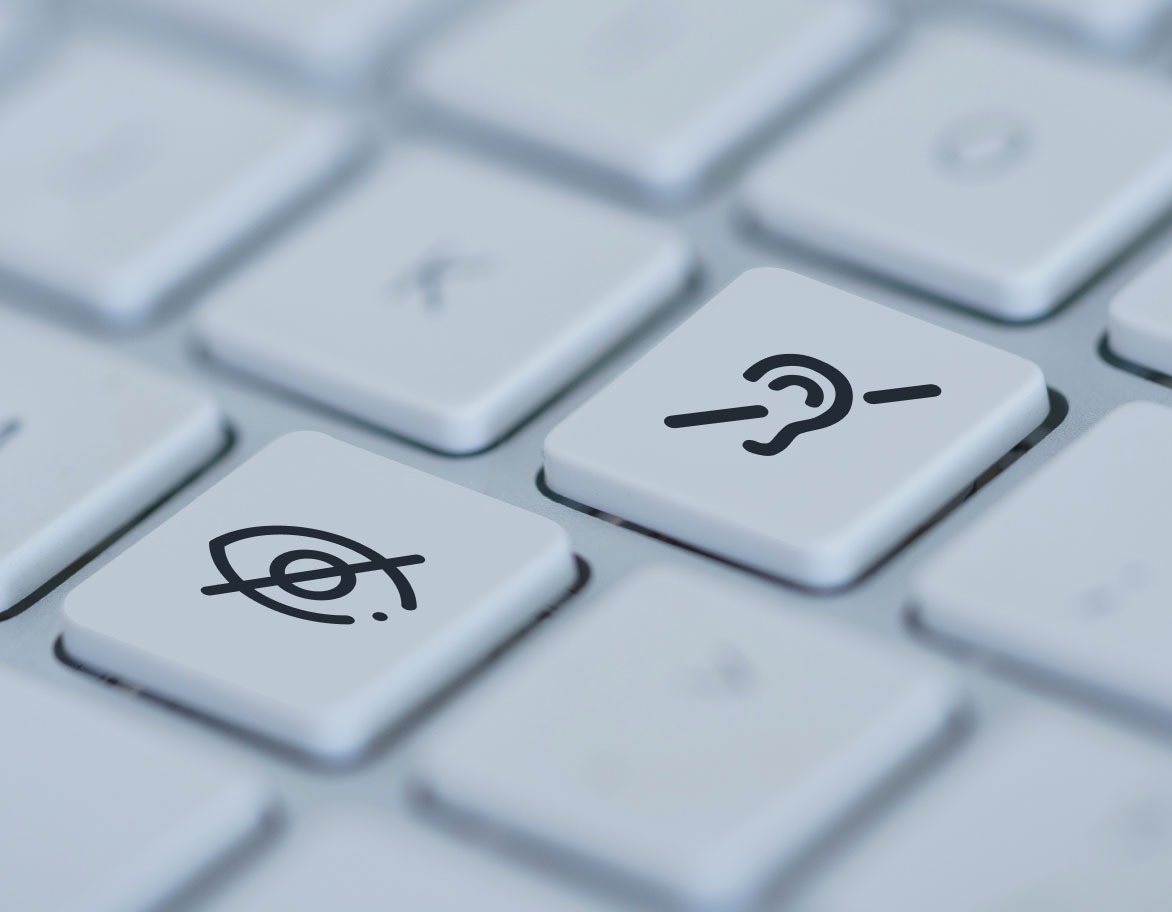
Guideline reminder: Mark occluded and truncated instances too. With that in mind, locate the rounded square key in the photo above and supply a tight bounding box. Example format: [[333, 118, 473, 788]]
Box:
[[63, 432, 576, 763], [0, 33, 359, 324], [544, 268, 1048, 587], [197, 145, 691, 454], [970, 0, 1172, 51], [1108, 245, 1172, 376], [410, 567, 962, 909], [410, 0, 889, 195], [743, 26, 1172, 321], [0, 664, 272, 912], [205, 812, 603, 912], [792, 708, 1172, 912], [0, 309, 224, 613], [914, 402, 1172, 719], [92, 0, 445, 89]]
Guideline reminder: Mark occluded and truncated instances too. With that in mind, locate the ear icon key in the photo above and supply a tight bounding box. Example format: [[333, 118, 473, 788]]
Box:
[[665, 353, 941, 455]]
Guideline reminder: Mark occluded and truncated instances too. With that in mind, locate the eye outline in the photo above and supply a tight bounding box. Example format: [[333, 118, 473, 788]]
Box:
[[201, 525, 423, 625]]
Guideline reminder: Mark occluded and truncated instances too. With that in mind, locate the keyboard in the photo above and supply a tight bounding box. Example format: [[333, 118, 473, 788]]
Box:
[[7, 0, 1172, 909]]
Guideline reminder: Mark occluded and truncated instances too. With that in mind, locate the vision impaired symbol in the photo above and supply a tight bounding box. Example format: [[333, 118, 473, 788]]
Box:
[[200, 525, 424, 625], [665, 354, 941, 456]]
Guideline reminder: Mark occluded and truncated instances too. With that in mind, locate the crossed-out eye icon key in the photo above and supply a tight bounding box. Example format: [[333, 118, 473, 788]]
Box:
[[200, 525, 425, 625], [62, 432, 579, 762]]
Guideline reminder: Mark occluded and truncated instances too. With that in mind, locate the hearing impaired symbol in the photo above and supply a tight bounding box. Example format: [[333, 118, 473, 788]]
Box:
[[664, 354, 941, 456]]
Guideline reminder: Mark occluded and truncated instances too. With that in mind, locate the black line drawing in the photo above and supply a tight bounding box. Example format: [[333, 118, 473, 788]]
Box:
[[664, 354, 941, 455], [862, 384, 942, 405], [200, 525, 424, 625]]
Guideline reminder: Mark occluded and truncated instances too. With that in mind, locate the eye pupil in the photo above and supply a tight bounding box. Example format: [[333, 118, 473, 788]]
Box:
[[268, 548, 358, 602]]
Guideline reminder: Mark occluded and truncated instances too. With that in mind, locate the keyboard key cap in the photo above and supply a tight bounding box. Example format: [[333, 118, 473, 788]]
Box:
[[0, 33, 360, 325], [205, 812, 603, 912], [94, 0, 446, 89], [1108, 245, 1172, 375], [544, 268, 1048, 587], [743, 27, 1172, 321], [970, 0, 1172, 51], [793, 709, 1172, 912], [63, 431, 576, 763], [915, 402, 1172, 716], [0, 310, 223, 613], [197, 145, 691, 454], [0, 663, 272, 912], [411, 0, 890, 196], [411, 566, 963, 910]]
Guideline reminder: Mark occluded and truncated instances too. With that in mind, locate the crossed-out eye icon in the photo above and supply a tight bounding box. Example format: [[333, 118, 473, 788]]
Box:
[[200, 525, 424, 625]]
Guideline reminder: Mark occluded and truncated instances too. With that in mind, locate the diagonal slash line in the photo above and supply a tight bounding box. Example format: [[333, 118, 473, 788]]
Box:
[[664, 405, 770, 428], [862, 384, 942, 405], [200, 553, 425, 596]]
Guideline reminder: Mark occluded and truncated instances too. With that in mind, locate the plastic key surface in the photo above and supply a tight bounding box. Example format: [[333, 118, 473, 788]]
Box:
[[0, 309, 223, 613], [743, 26, 1172, 320], [204, 812, 607, 912], [0, 664, 271, 912], [411, 0, 889, 196], [411, 566, 962, 910], [545, 268, 1048, 587], [63, 432, 576, 762], [198, 145, 691, 454], [0, 32, 359, 324], [916, 402, 1172, 719]]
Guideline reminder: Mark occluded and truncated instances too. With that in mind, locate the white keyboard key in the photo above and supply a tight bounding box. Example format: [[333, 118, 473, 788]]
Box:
[[94, 0, 444, 88], [916, 402, 1172, 716], [206, 812, 603, 912], [0, 664, 271, 912], [63, 431, 576, 763], [0, 34, 360, 325], [743, 27, 1172, 321], [794, 710, 1172, 912], [411, 567, 962, 909], [197, 145, 691, 454], [0, 310, 222, 613], [1108, 245, 1172, 375], [411, 0, 890, 195], [972, 0, 1172, 51], [544, 268, 1048, 587]]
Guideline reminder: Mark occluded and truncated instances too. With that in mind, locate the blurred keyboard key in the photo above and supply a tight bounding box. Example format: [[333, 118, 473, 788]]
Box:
[[412, 567, 962, 910], [1108, 245, 1172, 375], [64, 432, 576, 763], [206, 812, 604, 912], [0, 663, 272, 912], [545, 269, 1048, 587], [0, 34, 360, 325], [916, 402, 1172, 717], [0, 0, 48, 77], [197, 145, 691, 454], [743, 27, 1172, 321], [0, 310, 222, 613], [411, 0, 889, 196], [793, 710, 1172, 912], [970, 0, 1172, 51], [93, 0, 448, 89]]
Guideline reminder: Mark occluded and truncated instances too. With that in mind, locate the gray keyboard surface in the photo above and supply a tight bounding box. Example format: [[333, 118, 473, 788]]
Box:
[[6, 1, 1172, 910]]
